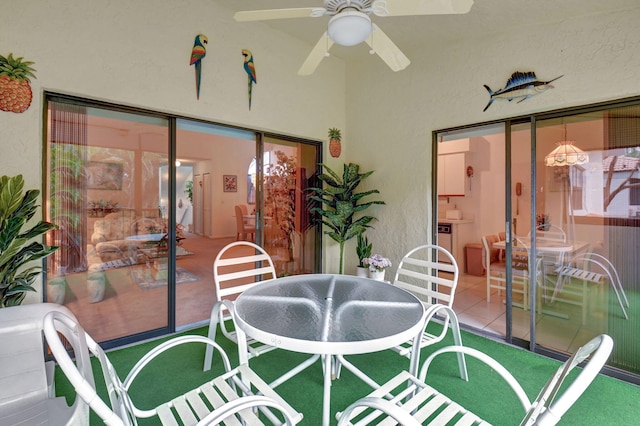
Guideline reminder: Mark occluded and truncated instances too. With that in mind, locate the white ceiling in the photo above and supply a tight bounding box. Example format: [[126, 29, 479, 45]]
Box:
[[217, 0, 640, 60]]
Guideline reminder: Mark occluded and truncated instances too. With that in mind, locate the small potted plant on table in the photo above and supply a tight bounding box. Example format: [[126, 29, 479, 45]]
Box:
[[363, 253, 392, 282], [355, 233, 372, 277]]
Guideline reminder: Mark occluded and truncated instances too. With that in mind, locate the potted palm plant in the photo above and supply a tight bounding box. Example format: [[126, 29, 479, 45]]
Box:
[[0, 174, 58, 307], [307, 163, 384, 274]]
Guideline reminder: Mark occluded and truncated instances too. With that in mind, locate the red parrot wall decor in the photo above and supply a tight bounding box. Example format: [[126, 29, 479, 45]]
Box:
[[242, 49, 256, 110], [0, 52, 36, 113], [190, 34, 208, 100]]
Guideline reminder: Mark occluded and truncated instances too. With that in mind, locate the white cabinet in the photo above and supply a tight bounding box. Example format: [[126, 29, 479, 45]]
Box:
[[437, 152, 466, 196]]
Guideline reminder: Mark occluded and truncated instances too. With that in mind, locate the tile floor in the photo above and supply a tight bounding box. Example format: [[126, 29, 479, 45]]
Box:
[[453, 272, 611, 354]]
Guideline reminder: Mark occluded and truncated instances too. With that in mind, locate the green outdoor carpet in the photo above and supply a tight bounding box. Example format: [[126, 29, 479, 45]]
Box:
[[54, 325, 640, 425]]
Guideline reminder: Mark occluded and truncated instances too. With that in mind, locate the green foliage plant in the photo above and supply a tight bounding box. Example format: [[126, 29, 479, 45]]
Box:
[[0, 174, 58, 307], [307, 163, 384, 274], [356, 233, 372, 268], [185, 180, 193, 203]]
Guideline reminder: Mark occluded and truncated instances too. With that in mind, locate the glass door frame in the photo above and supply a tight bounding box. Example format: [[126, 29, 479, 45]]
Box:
[[434, 95, 640, 385], [43, 92, 323, 350]]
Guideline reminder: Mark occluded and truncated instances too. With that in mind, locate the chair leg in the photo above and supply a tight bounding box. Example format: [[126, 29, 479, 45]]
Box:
[[203, 302, 223, 371], [448, 311, 469, 382]]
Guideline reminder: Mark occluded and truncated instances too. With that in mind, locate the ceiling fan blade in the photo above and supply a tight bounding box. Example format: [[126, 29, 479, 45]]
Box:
[[298, 32, 334, 76], [234, 8, 326, 22], [365, 24, 410, 72], [382, 0, 474, 16]]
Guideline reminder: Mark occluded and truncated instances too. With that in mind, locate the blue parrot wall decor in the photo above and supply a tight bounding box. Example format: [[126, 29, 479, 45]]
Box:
[[190, 34, 208, 100], [242, 49, 256, 110]]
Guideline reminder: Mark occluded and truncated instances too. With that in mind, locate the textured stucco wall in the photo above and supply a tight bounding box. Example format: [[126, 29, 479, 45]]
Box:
[[2, 1, 640, 284], [0, 0, 347, 298], [344, 7, 640, 275]]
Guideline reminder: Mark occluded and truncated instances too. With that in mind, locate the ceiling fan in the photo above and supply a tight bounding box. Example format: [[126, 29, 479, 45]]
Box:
[[233, 0, 475, 75]]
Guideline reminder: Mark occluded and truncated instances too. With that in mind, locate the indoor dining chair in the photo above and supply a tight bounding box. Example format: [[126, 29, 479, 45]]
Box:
[[529, 224, 568, 279], [44, 309, 302, 426], [235, 204, 256, 241], [337, 334, 613, 426], [482, 234, 529, 309], [204, 241, 278, 371], [390, 244, 467, 377]]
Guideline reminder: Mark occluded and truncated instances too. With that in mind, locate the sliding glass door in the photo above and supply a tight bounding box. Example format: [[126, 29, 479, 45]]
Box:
[[533, 109, 638, 360], [45, 94, 321, 347], [435, 123, 534, 343], [174, 120, 258, 328], [435, 100, 640, 380], [263, 136, 319, 276], [46, 99, 170, 344]]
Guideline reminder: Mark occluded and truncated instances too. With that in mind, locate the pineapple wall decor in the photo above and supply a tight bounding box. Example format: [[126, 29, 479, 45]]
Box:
[[0, 53, 36, 113], [329, 127, 342, 158]]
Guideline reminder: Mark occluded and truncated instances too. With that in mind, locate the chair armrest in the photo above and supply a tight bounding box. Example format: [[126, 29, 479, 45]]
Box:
[[423, 302, 453, 321], [419, 345, 532, 412], [122, 335, 234, 419], [336, 396, 422, 426], [123, 335, 231, 390], [199, 395, 299, 426], [422, 304, 458, 341]]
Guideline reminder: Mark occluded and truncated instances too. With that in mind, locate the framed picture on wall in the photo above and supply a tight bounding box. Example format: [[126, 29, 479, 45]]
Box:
[[86, 161, 123, 190], [223, 175, 237, 192]]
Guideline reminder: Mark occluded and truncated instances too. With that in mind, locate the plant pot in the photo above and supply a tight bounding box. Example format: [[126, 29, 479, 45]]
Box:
[[369, 269, 386, 282], [47, 277, 66, 304], [355, 266, 369, 278]]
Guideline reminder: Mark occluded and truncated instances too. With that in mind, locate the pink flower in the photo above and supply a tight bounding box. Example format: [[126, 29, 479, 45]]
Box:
[[363, 254, 392, 272]]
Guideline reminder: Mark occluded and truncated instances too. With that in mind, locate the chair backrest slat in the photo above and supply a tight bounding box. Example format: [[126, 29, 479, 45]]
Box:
[[393, 244, 459, 308], [213, 241, 277, 303]]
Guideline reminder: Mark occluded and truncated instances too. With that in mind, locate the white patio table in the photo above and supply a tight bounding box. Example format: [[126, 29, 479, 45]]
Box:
[[233, 273, 425, 426]]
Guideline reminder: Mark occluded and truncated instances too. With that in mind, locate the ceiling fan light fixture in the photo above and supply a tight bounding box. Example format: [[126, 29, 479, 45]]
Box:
[[327, 10, 371, 46]]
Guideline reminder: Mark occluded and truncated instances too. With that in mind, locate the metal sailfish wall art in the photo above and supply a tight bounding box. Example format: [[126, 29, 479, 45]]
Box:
[[483, 71, 563, 112], [242, 49, 256, 110], [190, 34, 208, 100]]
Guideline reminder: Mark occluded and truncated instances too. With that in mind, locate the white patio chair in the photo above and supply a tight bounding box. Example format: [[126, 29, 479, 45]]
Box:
[[482, 234, 529, 308], [43, 309, 303, 426], [0, 303, 89, 426], [553, 251, 629, 322], [337, 334, 613, 426], [390, 244, 467, 377], [204, 241, 278, 371]]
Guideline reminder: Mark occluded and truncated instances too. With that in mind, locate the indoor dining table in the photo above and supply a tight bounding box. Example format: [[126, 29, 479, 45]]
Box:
[[493, 236, 590, 272], [232, 273, 426, 426], [493, 236, 590, 316]]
